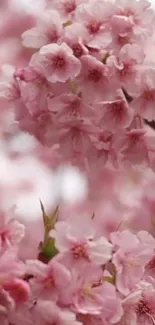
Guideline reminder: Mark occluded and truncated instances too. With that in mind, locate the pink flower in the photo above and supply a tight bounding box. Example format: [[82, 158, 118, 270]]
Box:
[[117, 290, 142, 325], [54, 119, 98, 158], [48, 0, 86, 22], [69, 265, 123, 320], [64, 23, 88, 58], [31, 43, 81, 83], [14, 66, 52, 115], [111, 0, 154, 40], [0, 65, 20, 103], [78, 55, 111, 102], [116, 44, 145, 94], [0, 287, 15, 325], [22, 10, 63, 49], [131, 68, 155, 121], [113, 129, 149, 166], [26, 259, 71, 302], [48, 93, 94, 123], [75, 0, 114, 49], [18, 108, 56, 147], [111, 230, 155, 295], [0, 211, 25, 250], [50, 214, 112, 267], [33, 299, 82, 325], [95, 89, 134, 131], [136, 282, 155, 325], [3, 279, 31, 305], [86, 145, 109, 173]]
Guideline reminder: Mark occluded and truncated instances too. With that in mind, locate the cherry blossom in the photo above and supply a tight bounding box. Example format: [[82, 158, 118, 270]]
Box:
[[22, 10, 63, 49], [50, 215, 112, 267], [31, 43, 81, 83]]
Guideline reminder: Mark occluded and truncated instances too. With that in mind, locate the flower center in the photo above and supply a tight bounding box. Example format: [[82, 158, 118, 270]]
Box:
[[71, 243, 88, 260], [120, 63, 132, 77], [47, 30, 58, 43], [53, 54, 66, 69], [144, 89, 155, 101], [136, 298, 152, 316], [87, 20, 101, 34], [81, 284, 92, 298], [118, 35, 129, 45], [147, 256, 155, 270], [72, 43, 83, 58], [44, 276, 55, 289], [37, 112, 51, 126], [65, 0, 76, 13], [88, 69, 102, 83], [111, 101, 124, 114]]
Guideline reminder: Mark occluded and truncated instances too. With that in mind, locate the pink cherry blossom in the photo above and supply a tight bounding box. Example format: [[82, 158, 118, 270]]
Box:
[[48, 0, 86, 22], [26, 258, 71, 302], [117, 290, 142, 325], [53, 119, 98, 159], [50, 214, 112, 267], [0, 287, 15, 325], [64, 23, 88, 58], [3, 279, 31, 305], [48, 93, 94, 123], [75, 0, 114, 49], [33, 299, 82, 325], [70, 266, 123, 320], [14, 66, 53, 114], [113, 129, 149, 166], [111, 230, 155, 295], [0, 65, 21, 104], [116, 43, 145, 94], [136, 279, 155, 325], [111, 0, 154, 41], [131, 68, 155, 121], [78, 55, 112, 102], [95, 89, 134, 131], [22, 10, 63, 49], [0, 210, 25, 250], [31, 43, 81, 83]]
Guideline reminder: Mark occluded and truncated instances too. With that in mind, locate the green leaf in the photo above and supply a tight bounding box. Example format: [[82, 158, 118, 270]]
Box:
[[42, 237, 58, 259], [38, 201, 59, 262], [40, 200, 59, 233]]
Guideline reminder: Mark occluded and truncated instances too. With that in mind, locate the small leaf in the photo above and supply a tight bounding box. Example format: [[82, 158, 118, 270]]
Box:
[[41, 237, 58, 262], [38, 201, 59, 262], [40, 200, 59, 232]]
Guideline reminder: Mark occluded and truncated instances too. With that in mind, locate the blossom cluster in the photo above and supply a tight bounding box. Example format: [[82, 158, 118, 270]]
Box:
[[2, 198, 155, 325], [2, 0, 155, 173], [1, 1, 155, 325]]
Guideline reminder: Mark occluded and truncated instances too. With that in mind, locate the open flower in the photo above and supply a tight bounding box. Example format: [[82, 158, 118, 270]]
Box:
[[31, 43, 81, 83], [50, 214, 112, 267], [22, 10, 63, 49], [111, 230, 155, 295]]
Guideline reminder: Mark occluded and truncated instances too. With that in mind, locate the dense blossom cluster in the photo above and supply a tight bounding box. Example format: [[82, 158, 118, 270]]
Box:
[[1, 1, 155, 325], [2, 194, 155, 325], [2, 0, 155, 171]]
